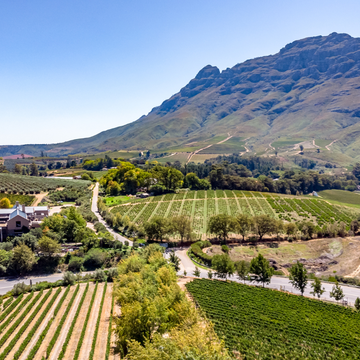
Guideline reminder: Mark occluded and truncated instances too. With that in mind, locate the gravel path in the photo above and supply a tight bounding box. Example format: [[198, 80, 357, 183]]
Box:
[[78, 283, 104, 360], [48, 285, 86, 360], [93, 284, 113, 360]]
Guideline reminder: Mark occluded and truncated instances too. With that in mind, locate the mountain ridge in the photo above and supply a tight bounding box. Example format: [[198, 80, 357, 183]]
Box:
[[2, 32, 360, 162]]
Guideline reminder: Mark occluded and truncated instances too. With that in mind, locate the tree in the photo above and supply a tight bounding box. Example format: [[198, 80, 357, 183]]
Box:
[[310, 277, 325, 299], [317, 148, 320, 153], [10, 244, 37, 275], [144, 217, 171, 242], [235, 260, 249, 283], [355, 297, 360, 311], [171, 216, 193, 244], [351, 220, 359, 234], [299, 144, 304, 152], [330, 281, 344, 302], [284, 222, 297, 238], [289, 261, 308, 295], [352, 163, 360, 181], [211, 254, 235, 279], [30, 161, 38, 176], [208, 270, 213, 279], [169, 251, 180, 272], [38, 236, 61, 257], [235, 214, 253, 241], [249, 253, 274, 287], [0, 198, 11, 209], [253, 215, 277, 241], [14, 164, 22, 174], [193, 266, 200, 277], [208, 214, 236, 243]]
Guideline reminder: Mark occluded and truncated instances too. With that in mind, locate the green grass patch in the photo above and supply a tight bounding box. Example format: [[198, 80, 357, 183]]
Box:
[[104, 196, 131, 206], [317, 190, 360, 207], [0, 193, 35, 206], [271, 138, 303, 149], [315, 139, 333, 148]]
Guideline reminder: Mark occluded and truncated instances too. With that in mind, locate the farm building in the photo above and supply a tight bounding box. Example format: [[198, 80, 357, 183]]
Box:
[[0, 201, 49, 240]]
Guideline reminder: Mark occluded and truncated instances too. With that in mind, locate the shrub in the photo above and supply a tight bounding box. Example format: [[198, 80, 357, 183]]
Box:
[[221, 245, 230, 254], [106, 268, 118, 282], [12, 282, 31, 296], [63, 271, 76, 285], [93, 269, 107, 282], [190, 241, 212, 266], [68, 256, 84, 272], [83, 248, 107, 270]]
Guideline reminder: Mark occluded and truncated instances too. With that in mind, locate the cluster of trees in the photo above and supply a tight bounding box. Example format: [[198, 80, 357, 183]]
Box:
[[0, 207, 134, 276], [100, 161, 184, 195], [114, 244, 232, 359]]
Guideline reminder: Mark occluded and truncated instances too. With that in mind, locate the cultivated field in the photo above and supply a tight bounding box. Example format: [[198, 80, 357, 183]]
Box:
[[0, 282, 116, 360], [186, 278, 360, 359], [0, 173, 90, 195], [318, 189, 360, 207], [110, 190, 357, 238], [0, 193, 34, 206]]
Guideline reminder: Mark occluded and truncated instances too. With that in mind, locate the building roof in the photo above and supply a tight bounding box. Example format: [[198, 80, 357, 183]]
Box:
[[0, 209, 13, 215], [9, 209, 28, 220]]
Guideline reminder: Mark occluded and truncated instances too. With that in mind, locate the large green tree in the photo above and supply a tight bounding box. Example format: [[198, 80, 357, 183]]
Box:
[[253, 215, 277, 241], [249, 253, 274, 287], [235, 214, 253, 241], [144, 216, 171, 242], [10, 244, 37, 275], [208, 214, 236, 243], [211, 254, 235, 279], [289, 261, 308, 295]]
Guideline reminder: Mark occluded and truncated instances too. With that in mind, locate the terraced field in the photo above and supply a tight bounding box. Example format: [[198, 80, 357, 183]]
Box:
[[110, 190, 357, 238], [0, 283, 116, 360]]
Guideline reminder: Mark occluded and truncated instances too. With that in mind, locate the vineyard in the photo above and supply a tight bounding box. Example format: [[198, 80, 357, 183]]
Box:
[[0, 174, 90, 195], [110, 190, 357, 238], [186, 279, 360, 359], [0, 282, 115, 360]]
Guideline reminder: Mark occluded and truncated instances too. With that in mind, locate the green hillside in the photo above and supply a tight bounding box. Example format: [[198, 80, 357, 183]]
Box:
[[318, 190, 360, 207]]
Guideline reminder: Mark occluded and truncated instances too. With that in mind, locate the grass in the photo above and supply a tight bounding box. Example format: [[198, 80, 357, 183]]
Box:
[[271, 138, 304, 149], [104, 196, 131, 206], [317, 190, 360, 207], [197, 137, 246, 154], [315, 139, 333, 148]]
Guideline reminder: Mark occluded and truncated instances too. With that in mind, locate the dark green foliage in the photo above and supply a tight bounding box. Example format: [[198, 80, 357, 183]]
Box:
[[289, 261, 308, 295], [250, 253, 274, 287], [190, 241, 212, 266]]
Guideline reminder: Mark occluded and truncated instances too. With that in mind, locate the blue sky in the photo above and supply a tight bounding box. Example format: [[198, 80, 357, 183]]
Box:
[[1, 0, 360, 145]]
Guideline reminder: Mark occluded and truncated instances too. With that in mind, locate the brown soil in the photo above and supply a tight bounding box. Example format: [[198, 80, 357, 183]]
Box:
[[48, 284, 87, 360], [78, 283, 104, 360], [63, 285, 94, 359], [110, 302, 121, 360], [32, 192, 48, 206], [34, 287, 76, 360], [19, 289, 65, 360], [4, 290, 56, 359], [93, 284, 113, 360], [0, 292, 47, 353]]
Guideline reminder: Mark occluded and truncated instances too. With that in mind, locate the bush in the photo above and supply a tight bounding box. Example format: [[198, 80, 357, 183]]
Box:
[[190, 241, 212, 266], [94, 222, 107, 233], [221, 245, 230, 254], [12, 282, 31, 296], [106, 268, 118, 282], [93, 269, 107, 282], [63, 271, 76, 285], [68, 257, 84, 272], [83, 248, 107, 270]]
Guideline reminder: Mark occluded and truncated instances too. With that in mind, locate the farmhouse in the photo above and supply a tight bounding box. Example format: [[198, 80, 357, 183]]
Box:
[[0, 201, 49, 240]]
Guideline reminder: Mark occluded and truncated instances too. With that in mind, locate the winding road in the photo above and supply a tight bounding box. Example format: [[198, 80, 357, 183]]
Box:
[[171, 249, 360, 306]]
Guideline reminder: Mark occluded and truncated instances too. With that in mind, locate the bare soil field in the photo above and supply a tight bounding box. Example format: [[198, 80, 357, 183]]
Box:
[[0, 282, 113, 360], [205, 237, 360, 277]]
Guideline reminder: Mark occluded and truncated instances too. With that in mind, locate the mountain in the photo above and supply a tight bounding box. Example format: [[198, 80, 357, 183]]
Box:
[[2, 32, 360, 163]]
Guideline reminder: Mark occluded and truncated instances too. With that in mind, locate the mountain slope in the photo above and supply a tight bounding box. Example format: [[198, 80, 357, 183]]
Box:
[[2, 32, 360, 161]]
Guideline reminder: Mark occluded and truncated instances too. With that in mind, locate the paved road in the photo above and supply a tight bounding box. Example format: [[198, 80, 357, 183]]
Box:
[[173, 249, 360, 306], [92, 183, 133, 246]]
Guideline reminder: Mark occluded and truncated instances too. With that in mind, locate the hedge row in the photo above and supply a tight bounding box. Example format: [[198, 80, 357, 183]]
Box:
[[190, 241, 212, 266], [0, 293, 33, 334], [0, 294, 24, 324], [44, 285, 79, 359], [12, 287, 62, 360], [105, 294, 114, 360], [2, 297, 13, 310], [73, 282, 99, 360], [58, 283, 89, 360], [25, 285, 72, 360], [89, 282, 107, 360], [0, 289, 52, 359]]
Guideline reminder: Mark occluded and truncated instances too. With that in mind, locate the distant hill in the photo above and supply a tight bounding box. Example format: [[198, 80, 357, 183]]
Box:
[[2, 32, 360, 163]]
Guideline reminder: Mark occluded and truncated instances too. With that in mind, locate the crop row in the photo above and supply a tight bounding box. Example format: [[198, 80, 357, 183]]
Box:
[[186, 279, 360, 359]]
